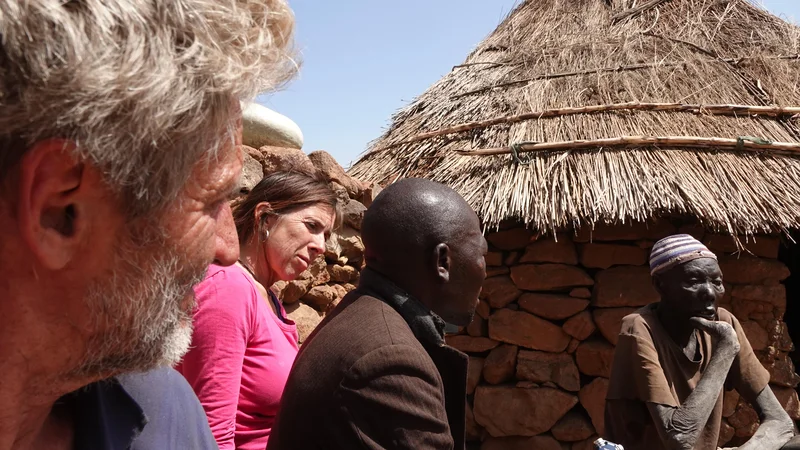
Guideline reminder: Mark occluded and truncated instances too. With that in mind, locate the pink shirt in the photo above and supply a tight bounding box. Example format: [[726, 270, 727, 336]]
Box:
[[176, 264, 299, 450]]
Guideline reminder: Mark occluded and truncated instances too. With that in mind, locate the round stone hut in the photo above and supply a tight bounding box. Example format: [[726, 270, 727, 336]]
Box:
[[349, 0, 800, 448]]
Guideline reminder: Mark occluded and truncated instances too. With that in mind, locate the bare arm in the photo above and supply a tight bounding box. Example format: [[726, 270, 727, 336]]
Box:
[[733, 386, 793, 450], [646, 318, 740, 450]]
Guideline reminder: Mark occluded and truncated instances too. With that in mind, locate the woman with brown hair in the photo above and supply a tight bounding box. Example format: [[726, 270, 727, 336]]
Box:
[[177, 170, 339, 450]]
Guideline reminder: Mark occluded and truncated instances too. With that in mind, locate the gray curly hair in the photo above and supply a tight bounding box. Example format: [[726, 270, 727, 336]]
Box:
[[0, 0, 297, 217]]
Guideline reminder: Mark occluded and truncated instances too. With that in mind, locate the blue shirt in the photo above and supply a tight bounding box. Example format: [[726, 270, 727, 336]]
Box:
[[63, 367, 218, 449]]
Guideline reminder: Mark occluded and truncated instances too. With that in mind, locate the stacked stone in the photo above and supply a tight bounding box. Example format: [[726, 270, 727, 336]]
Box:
[[449, 219, 800, 450], [239, 145, 380, 343]]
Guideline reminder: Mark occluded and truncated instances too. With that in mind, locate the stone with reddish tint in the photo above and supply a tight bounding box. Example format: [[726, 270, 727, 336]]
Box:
[[301, 285, 338, 308], [487, 228, 533, 250], [257, 145, 316, 175], [718, 256, 790, 284], [519, 235, 578, 265], [467, 315, 488, 337], [593, 307, 637, 346], [445, 335, 499, 353], [580, 243, 647, 269], [728, 401, 758, 432], [357, 181, 382, 208], [308, 150, 364, 197], [570, 288, 592, 299], [476, 300, 491, 319], [486, 267, 509, 277], [568, 338, 580, 354], [285, 302, 322, 344], [773, 385, 800, 420], [480, 436, 561, 450], [740, 321, 768, 351], [575, 339, 615, 378], [518, 293, 589, 320], [574, 219, 676, 242], [489, 309, 571, 352], [342, 199, 367, 230], [579, 377, 609, 436], [473, 385, 577, 437], [719, 420, 735, 447], [480, 276, 522, 308], [277, 278, 313, 304], [467, 357, 484, 395], [511, 264, 593, 291], [563, 311, 597, 341], [731, 284, 786, 309], [764, 353, 800, 388], [516, 350, 580, 392], [551, 410, 595, 442], [465, 400, 483, 441], [482, 344, 518, 385], [327, 264, 358, 283], [485, 251, 503, 267], [593, 266, 659, 308], [723, 390, 740, 417]]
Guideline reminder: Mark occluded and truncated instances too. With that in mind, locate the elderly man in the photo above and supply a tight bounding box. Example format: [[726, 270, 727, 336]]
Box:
[[605, 234, 800, 450], [0, 1, 296, 449], [268, 178, 488, 450]]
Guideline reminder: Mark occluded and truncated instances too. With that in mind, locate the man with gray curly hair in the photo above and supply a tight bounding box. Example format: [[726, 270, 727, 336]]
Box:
[[0, 1, 297, 449]]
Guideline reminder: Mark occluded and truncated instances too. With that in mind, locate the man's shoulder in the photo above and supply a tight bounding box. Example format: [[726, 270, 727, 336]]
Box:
[[618, 304, 659, 337], [119, 367, 217, 449]]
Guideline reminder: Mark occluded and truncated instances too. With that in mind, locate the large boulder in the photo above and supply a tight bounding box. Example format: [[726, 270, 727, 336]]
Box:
[[519, 235, 578, 264], [516, 350, 580, 392], [257, 145, 316, 175], [489, 309, 571, 352], [241, 102, 304, 149], [473, 385, 577, 437], [593, 307, 637, 345], [593, 266, 659, 308], [580, 243, 647, 269], [238, 151, 264, 193], [518, 293, 589, 320], [575, 339, 616, 378], [551, 410, 595, 442], [718, 256, 790, 284], [563, 311, 597, 341], [285, 302, 322, 344], [579, 377, 610, 435], [483, 344, 518, 385], [308, 150, 365, 198], [481, 276, 522, 308], [510, 264, 594, 291]]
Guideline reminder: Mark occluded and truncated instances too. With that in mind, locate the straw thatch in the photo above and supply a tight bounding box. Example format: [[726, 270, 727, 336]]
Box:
[[349, 0, 800, 236]]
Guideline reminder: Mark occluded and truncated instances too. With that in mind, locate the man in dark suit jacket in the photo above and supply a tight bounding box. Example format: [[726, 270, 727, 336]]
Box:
[[268, 178, 488, 450]]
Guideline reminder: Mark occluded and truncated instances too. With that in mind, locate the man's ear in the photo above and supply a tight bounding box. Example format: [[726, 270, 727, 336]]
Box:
[[17, 139, 95, 270], [652, 274, 665, 297], [433, 243, 451, 282]]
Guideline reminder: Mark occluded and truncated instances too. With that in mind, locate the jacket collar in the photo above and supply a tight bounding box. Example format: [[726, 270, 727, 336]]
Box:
[[357, 266, 447, 347]]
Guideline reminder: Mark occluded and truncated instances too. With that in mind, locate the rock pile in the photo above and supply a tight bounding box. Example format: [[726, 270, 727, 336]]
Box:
[[452, 219, 799, 449], [239, 144, 380, 343]]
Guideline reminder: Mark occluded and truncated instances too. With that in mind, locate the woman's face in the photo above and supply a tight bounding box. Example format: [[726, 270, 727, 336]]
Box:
[[263, 203, 336, 282]]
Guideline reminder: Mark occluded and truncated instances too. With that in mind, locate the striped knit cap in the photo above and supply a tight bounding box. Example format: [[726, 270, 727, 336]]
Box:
[[649, 234, 717, 276]]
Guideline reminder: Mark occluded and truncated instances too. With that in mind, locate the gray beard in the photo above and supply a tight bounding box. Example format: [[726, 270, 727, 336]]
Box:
[[67, 223, 209, 379]]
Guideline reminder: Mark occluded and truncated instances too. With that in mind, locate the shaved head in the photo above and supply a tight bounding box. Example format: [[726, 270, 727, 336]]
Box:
[[362, 178, 487, 325]]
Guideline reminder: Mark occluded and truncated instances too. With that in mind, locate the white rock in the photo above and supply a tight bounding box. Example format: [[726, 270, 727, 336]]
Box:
[[241, 102, 304, 149]]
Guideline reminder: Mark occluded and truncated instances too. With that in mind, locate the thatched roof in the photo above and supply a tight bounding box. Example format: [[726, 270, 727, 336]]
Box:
[[349, 0, 800, 236]]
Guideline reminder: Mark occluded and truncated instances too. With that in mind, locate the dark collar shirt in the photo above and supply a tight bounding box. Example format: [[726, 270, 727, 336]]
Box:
[[62, 366, 217, 449]]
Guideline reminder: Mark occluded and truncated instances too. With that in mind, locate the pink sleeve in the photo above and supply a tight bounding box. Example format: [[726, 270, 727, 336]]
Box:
[[179, 270, 254, 450]]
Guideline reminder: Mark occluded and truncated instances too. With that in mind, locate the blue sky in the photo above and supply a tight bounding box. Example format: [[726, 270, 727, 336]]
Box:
[[259, 1, 799, 168]]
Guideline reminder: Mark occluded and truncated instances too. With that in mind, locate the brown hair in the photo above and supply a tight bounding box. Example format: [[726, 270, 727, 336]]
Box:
[[233, 170, 340, 245]]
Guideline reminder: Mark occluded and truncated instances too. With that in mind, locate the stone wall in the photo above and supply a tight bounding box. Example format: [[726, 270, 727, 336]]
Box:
[[451, 219, 800, 450], [239, 145, 376, 343]]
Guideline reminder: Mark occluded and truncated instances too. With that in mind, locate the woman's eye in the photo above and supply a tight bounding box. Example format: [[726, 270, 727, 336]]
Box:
[[305, 221, 321, 233]]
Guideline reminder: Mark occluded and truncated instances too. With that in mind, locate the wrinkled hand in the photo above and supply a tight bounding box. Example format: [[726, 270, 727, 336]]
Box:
[[689, 317, 740, 354]]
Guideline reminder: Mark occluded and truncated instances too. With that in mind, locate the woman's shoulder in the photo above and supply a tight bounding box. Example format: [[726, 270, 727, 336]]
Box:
[[195, 263, 259, 309]]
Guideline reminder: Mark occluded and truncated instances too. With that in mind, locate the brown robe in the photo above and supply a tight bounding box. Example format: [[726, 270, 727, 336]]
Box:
[[605, 305, 770, 450]]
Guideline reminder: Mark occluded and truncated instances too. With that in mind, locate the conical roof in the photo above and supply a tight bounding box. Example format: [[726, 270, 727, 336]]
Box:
[[350, 0, 800, 235]]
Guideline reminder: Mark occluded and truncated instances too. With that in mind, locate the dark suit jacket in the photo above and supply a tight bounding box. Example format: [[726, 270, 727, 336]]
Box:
[[267, 267, 468, 450]]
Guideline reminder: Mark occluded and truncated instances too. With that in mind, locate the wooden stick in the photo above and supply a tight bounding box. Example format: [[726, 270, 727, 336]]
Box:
[[370, 103, 800, 153], [450, 54, 800, 99], [454, 136, 800, 157], [612, 0, 673, 23]]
